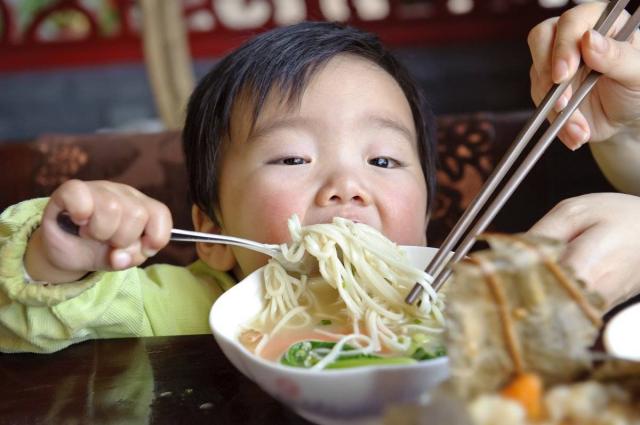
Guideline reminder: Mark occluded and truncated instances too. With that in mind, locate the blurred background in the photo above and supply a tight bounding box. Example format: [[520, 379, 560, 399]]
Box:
[[1, 0, 636, 255], [0, 0, 619, 141]]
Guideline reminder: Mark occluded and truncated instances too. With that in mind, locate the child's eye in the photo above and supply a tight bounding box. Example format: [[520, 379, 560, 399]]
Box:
[[369, 157, 400, 168], [270, 157, 308, 165]]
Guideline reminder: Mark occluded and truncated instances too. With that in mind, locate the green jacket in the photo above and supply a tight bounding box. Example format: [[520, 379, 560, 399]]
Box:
[[0, 198, 235, 353]]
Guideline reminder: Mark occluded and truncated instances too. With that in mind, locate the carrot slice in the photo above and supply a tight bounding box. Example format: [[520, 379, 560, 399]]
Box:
[[500, 372, 543, 420]]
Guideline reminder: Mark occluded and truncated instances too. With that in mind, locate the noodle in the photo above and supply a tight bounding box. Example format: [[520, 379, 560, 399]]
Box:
[[247, 215, 445, 367]]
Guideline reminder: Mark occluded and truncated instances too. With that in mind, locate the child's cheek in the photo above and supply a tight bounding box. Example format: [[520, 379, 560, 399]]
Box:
[[251, 188, 304, 244], [382, 188, 428, 246]]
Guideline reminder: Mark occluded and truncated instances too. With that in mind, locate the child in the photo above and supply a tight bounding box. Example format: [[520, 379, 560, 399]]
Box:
[[2, 21, 436, 353], [1, 3, 638, 353]]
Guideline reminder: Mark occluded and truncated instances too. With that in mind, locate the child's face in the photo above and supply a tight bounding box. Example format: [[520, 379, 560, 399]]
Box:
[[216, 55, 429, 277]]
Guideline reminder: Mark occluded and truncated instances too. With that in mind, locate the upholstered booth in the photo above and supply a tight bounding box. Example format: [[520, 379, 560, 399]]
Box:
[[0, 111, 615, 266]]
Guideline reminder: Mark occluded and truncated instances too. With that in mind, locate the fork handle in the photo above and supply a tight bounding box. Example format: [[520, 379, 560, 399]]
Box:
[[57, 212, 81, 236], [170, 228, 280, 257], [56, 212, 279, 258], [55, 212, 228, 242]]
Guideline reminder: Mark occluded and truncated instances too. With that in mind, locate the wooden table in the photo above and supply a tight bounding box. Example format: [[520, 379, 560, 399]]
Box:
[[2, 298, 636, 425], [0, 335, 313, 424]]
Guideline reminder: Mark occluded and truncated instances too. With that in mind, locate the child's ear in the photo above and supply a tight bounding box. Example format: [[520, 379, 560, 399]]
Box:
[[191, 205, 236, 271]]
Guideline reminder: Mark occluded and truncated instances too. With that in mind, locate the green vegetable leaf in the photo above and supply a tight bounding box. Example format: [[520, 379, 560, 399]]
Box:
[[410, 346, 446, 361], [280, 340, 420, 370], [326, 356, 416, 369]]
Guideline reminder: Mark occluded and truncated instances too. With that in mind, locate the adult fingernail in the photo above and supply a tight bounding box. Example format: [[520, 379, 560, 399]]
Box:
[[589, 30, 607, 53], [555, 95, 568, 112], [112, 251, 132, 269], [143, 248, 158, 258], [553, 59, 569, 83], [567, 122, 588, 149]]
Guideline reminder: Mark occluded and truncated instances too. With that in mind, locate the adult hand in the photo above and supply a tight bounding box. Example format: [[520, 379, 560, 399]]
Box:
[[528, 2, 640, 150], [528, 193, 640, 309]]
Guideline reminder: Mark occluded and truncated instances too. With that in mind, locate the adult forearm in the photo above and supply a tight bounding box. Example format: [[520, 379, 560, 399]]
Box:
[[590, 130, 640, 196]]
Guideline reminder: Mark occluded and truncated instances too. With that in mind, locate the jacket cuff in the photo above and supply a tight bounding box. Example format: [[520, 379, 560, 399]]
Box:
[[0, 198, 106, 306]]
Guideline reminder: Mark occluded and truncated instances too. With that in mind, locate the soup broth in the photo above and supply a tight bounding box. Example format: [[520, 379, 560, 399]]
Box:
[[237, 217, 446, 369]]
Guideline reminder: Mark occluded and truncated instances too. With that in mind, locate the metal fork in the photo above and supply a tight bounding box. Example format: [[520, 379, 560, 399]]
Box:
[[57, 212, 311, 273], [170, 228, 309, 271], [406, 0, 640, 304]]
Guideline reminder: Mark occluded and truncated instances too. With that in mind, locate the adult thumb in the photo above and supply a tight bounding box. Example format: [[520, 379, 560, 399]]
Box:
[[581, 29, 640, 89], [527, 199, 595, 244]]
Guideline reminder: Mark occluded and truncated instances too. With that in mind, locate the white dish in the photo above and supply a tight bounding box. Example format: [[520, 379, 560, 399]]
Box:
[[210, 245, 449, 425], [604, 301, 640, 361]]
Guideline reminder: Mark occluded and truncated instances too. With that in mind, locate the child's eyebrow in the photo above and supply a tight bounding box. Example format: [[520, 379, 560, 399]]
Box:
[[249, 117, 313, 142], [248, 114, 415, 143], [364, 114, 415, 143]]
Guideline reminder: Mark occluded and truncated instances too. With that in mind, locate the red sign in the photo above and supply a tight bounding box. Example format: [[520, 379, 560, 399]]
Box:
[[0, 0, 574, 73]]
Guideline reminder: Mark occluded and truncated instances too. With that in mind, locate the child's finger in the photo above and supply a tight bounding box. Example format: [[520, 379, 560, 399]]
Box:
[[581, 29, 640, 89], [86, 188, 123, 242], [551, 2, 608, 83], [140, 199, 172, 258], [110, 241, 145, 270], [46, 179, 94, 225], [109, 202, 149, 249]]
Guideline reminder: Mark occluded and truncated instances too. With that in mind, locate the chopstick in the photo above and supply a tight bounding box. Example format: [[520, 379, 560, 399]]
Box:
[[406, 0, 640, 304]]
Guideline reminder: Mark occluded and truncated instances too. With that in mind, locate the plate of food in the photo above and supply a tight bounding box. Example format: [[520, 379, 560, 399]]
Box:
[[211, 217, 640, 424], [387, 233, 640, 425]]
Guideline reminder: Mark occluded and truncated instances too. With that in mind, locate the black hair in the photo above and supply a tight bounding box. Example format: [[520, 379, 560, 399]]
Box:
[[183, 21, 436, 227]]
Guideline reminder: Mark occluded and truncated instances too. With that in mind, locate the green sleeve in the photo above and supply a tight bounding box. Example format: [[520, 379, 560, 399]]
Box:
[[0, 199, 235, 353]]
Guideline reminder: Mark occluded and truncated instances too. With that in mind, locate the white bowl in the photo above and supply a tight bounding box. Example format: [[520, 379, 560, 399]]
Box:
[[209, 246, 449, 425], [604, 302, 640, 361]]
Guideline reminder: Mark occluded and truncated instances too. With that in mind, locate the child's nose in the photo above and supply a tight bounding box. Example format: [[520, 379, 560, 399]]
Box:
[[315, 171, 372, 207]]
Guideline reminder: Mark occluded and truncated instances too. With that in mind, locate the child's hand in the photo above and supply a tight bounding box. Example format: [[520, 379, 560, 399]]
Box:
[[25, 180, 172, 283], [528, 193, 640, 309], [528, 2, 640, 150]]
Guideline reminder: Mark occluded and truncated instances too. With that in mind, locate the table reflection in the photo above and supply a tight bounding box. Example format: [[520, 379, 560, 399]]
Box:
[[0, 335, 311, 424]]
